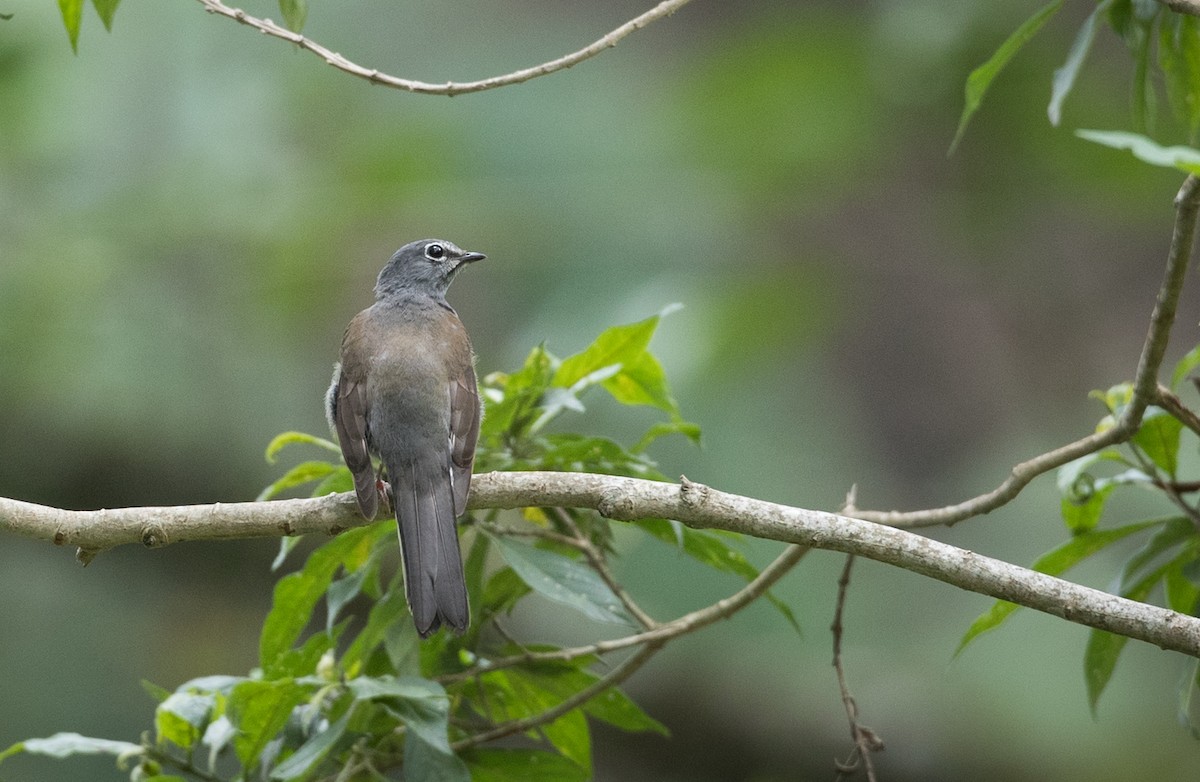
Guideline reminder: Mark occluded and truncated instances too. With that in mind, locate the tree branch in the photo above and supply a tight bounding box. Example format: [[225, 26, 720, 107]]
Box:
[[1162, 0, 1200, 17], [194, 0, 693, 96], [850, 174, 1200, 529], [4, 471, 1199, 657]]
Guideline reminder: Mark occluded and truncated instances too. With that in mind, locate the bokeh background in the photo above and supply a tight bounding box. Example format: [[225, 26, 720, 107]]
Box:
[[3, 0, 1200, 779]]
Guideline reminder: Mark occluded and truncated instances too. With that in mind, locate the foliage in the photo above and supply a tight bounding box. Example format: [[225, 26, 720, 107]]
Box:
[[0, 311, 805, 781], [958, 353, 1200, 727], [954, 0, 1200, 148]]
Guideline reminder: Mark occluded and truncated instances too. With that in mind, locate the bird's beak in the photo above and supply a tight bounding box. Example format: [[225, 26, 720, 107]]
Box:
[[459, 251, 487, 264]]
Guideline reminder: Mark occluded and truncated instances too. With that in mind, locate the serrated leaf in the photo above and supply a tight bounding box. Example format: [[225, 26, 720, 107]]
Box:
[[265, 430, 341, 463], [950, 0, 1064, 153], [1076, 129, 1200, 173], [493, 537, 631, 625], [1171, 342, 1200, 389], [227, 679, 307, 771], [463, 748, 590, 782], [277, 0, 306, 32], [1049, 0, 1111, 126], [957, 518, 1165, 653], [1133, 407, 1183, 477], [58, 0, 83, 51], [91, 0, 119, 30]]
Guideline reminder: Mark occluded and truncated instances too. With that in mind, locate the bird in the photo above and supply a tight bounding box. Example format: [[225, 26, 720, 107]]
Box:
[[325, 238, 486, 637]]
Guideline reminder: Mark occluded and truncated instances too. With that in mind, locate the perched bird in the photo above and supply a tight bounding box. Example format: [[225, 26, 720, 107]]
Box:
[[326, 238, 486, 637]]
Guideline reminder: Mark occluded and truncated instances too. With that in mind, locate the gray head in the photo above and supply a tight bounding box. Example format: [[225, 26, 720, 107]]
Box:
[[374, 238, 487, 300]]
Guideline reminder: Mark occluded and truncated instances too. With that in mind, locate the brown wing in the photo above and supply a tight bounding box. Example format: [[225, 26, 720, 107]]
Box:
[[333, 372, 378, 520], [448, 367, 481, 516]]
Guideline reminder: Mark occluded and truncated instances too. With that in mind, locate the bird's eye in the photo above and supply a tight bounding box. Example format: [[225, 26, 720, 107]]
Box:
[[425, 243, 446, 260]]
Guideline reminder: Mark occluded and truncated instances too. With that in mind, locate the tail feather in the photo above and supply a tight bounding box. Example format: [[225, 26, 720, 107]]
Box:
[[389, 458, 469, 637]]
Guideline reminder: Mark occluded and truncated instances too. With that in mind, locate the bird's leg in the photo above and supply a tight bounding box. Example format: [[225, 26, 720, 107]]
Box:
[[378, 478, 394, 514]]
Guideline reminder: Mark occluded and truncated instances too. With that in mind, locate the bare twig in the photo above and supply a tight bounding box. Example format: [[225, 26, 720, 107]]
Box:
[[1157, 383, 1200, 438], [443, 543, 809, 683], [194, 0, 693, 96], [1162, 0, 1200, 17], [4, 472, 1200, 656], [452, 641, 664, 751], [849, 175, 1200, 529], [552, 506, 658, 630], [831, 555, 882, 782]]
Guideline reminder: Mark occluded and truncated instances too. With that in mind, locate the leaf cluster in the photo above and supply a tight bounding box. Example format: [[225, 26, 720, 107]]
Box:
[[0, 311, 802, 781], [958, 347, 1200, 729]]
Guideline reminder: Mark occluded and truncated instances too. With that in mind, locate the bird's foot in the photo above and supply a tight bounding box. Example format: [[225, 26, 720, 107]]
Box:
[[377, 478, 394, 513]]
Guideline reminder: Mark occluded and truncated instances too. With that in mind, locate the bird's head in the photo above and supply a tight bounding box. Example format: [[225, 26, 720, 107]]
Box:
[[374, 239, 486, 299]]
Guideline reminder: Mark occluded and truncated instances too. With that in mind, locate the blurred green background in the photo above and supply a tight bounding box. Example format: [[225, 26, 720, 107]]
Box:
[[3, 0, 1200, 779]]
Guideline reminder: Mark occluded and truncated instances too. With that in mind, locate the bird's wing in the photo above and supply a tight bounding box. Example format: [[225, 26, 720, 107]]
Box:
[[448, 367, 481, 516], [333, 372, 379, 520]]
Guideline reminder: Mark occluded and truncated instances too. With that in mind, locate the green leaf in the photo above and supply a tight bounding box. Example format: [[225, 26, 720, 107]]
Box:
[[1172, 342, 1200, 389], [404, 733, 471, 782], [480, 344, 555, 440], [326, 565, 369, 632], [256, 460, 340, 501], [463, 748, 590, 782], [156, 691, 214, 750], [1165, 555, 1200, 614], [1181, 660, 1200, 738], [277, 0, 306, 32], [1160, 14, 1200, 141], [265, 430, 341, 463], [632, 420, 701, 453], [227, 678, 307, 772], [601, 350, 677, 414], [1087, 554, 1175, 712], [577, 683, 668, 736], [493, 536, 632, 625], [58, 0, 83, 51], [1076, 129, 1200, 173], [91, 0, 119, 30], [1116, 516, 1195, 594], [260, 525, 384, 675], [553, 313, 662, 391], [0, 733, 141, 763], [1048, 0, 1111, 126], [1133, 407, 1183, 477], [268, 707, 351, 780], [352, 676, 454, 754], [539, 709, 591, 770], [957, 519, 1165, 653], [201, 716, 237, 775], [341, 576, 409, 676], [950, 0, 1064, 153]]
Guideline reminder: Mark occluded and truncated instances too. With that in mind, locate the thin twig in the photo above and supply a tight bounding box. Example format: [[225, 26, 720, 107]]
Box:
[[849, 175, 1200, 529], [194, 0, 693, 96], [443, 543, 810, 683], [1162, 0, 1200, 17], [1157, 383, 1200, 438], [552, 507, 658, 630], [452, 641, 664, 751], [831, 555, 882, 782]]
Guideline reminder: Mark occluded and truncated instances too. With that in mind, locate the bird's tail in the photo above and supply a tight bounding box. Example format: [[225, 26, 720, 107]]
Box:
[[388, 457, 469, 637]]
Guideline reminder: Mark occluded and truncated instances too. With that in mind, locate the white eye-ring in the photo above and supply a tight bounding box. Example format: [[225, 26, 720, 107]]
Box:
[[425, 243, 446, 260]]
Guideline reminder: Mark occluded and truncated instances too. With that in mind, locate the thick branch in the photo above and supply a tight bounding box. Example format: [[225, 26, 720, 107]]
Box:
[[195, 0, 692, 96], [3, 471, 1198, 657], [852, 174, 1200, 528], [1162, 0, 1200, 17]]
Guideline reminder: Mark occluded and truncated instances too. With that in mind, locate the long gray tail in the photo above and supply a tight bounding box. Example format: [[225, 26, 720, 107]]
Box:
[[388, 458, 469, 637]]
